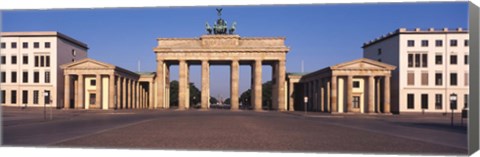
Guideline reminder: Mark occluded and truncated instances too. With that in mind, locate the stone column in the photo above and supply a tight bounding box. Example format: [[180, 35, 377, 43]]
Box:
[[116, 76, 121, 109], [149, 81, 153, 109], [320, 79, 324, 112], [96, 75, 103, 109], [346, 75, 353, 113], [277, 60, 286, 111], [326, 79, 331, 112], [77, 75, 84, 109], [288, 80, 295, 111], [201, 60, 210, 109], [122, 78, 126, 109], [140, 87, 143, 109], [74, 78, 78, 109], [179, 60, 187, 110], [127, 79, 132, 109], [109, 74, 115, 109], [156, 59, 165, 109], [368, 76, 375, 113], [253, 60, 263, 111], [384, 75, 391, 113], [376, 77, 381, 112], [165, 64, 170, 109], [64, 74, 70, 109], [231, 60, 239, 110], [136, 81, 140, 109], [331, 75, 338, 113]]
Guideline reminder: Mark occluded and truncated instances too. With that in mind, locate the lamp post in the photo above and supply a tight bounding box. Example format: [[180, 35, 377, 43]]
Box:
[[43, 91, 49, 120], [304, 96, 308, 117], [450, 93, 457, 127]]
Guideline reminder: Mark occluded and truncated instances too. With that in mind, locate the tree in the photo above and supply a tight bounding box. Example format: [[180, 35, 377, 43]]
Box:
[[239, 80, 273, 109], [224, 98, 231, 104], [189, 82, 201, 107], [169, 80, 201, 108], [210, 97, 218, 104]]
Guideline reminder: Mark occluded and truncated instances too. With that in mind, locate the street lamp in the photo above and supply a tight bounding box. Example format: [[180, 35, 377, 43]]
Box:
[[450, 93, 457, 127], [44, 91, 49, 120], [304, 96, 308, 117]]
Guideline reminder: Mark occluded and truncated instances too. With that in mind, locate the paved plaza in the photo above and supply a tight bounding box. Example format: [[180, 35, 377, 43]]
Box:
[[1, 107, 467, 155]]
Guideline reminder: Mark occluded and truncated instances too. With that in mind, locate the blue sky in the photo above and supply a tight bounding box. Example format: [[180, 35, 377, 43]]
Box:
[[1, 2, 468, 98]]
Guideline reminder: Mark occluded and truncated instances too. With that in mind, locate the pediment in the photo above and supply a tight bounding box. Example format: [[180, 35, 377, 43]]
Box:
[[61, 58, 115, 70], [330, 58, 396, 70]]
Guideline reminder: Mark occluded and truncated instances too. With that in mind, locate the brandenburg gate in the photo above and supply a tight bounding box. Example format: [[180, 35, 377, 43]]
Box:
[[153, 9, 289, 111]]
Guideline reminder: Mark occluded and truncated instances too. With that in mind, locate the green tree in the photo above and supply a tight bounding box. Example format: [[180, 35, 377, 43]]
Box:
[[224, 98, 231, 104], [169, 80, 201, 108], [210, 97, 218, 104], [189, 82, 201, 107], [239, 80, 273, 109]]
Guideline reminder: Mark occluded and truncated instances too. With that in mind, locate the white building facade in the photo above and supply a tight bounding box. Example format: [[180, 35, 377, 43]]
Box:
[[0, 32, 88, 108], [363, 28, 469, 113]]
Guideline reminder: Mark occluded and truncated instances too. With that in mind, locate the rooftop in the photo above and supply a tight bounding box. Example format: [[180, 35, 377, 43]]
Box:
[[1, 31, 89, 50]]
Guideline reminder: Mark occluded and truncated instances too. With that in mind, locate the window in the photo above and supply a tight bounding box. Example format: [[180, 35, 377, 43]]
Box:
[[11, 90, 17, 104], [1, 90, 5, 104], [22, 55, 28, 64], [11, 42, 17, 48], [407, 94, 414, 109], [89, 93, 96, 105], [421, 72, 428, 86], [464, 40, 468, 47], [90, 79, 96, 86], [45, 90, 50, 104], [450, 39, 457, 47], [0, 42, 5, 48], [46, 56, 50, 67], [1, 56, 5, 64], [421, 40, 428, 47], [408, 54, 413, 67], [11, 71, 17, 83], [415, 54, 420, 67], [34, 71, 39, 83], [450, 55, 457, 65], [422, 54, 427, 67], [34, 56, 39, 67], [465, 94, 469, 108], [450, 73, 457, 86], [72, 49, 77, 56], [435, 55, 442, 65], [421, 94, 428, 109], [22, 90, 28, 104], [377, 49, 382, 55], [33, 42, 39, 48], [353, 96, 360, 108], [45, 71, 50, 83], [1, 71, 5, 83], [45, 42, 51, 48], [465, 73, 469, 86], [22, 71, 28, 83], [40, 56, 45, 67], [435, 94, 442, 110], [407, 40, 415, 47], [465, 55, 469, 65], [11, 55, 17, 64], [435, 73, 442, 86], [353, 81, 360, 88], [407, 72, 414, 85], [435, 40, 443, 47], [22, 42, 28, 48], [33, 90, 39, 104]]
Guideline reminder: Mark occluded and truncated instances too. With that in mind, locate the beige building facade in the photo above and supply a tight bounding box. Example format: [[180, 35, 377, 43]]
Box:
[[0, 32, 88, 108], [363, 28, 469, 113], [287, 58, 396, 114]]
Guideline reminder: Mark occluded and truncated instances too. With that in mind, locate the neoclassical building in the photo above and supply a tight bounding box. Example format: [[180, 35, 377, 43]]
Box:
[[287, 58, 396, 114]]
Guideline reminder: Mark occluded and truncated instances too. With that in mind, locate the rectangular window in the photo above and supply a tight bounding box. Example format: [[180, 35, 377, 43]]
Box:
[[465, 94, 469, 108], [34, 42, 40, 48], [22, 42, 28, 48], [0, 42, 5, 48], [465, 55, 468, 65], [407, 72, 414, 85], [435, 73, 442, 86], [450, 55, 457, 65], [464, 40, 468, 47], [45, 71, 50, 83], [89, 93, 96, 105], [1, 56, 5, 64], [421, 72, 428, 86], [450, 39, 457, 47], [377, 49, 382, 55], [11, 71, 17, 83], [415, 54, 420, 67], [91, 79, 96, 86], [1, 90, 5, 104], [34, 71, 39, 83], [22, 55, 28, 64], [353, 96, 360, 108], [34, 56, 39, 67], [45, 42, 51, 48], [1, 71, 5, 83], [435, 40, 443, 47], [45, 90, 50, 104], [22, 71, 28, 83], [40, 56, 45, 67], [22, 90, 28, 104], [353, 81, 360, 88], [11, 42, 17, 48], [11, 55, 17, 64], [408, 54, 413, 67], [422, 54, 427, 67], [11, 90, 17, 104], [450, 73, 457, 86], [465, 73, 469, 86], [407, 94, 414, 109], [435, 94, 442, 110], [421, 40, 428, 47], [421, 94, 428, 109], [33, 90, 39, 104], [435, 55, 442, 65], [407, 40, 415, 47], [46, 56, 50, 67]]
